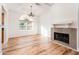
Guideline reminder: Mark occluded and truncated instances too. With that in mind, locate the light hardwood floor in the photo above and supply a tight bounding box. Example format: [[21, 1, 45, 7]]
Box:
[[2, 35, 78, 55]]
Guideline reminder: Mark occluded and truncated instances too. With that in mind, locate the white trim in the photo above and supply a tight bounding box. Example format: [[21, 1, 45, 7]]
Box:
[[52, 40, 79, 52]]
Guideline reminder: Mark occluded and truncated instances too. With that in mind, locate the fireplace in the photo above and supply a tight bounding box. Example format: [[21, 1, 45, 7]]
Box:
[[54, 32, 69, 44]]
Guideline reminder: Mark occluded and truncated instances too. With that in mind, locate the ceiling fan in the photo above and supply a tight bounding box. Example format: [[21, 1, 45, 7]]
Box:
[[28, 5, 35, 17], [28, 3, 54, 17]]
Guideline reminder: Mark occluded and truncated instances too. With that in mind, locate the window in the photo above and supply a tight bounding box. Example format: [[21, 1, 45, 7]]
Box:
[[27, 21, 33, 30], [19, 20, 26, 30], [19, 19, 33, 31]]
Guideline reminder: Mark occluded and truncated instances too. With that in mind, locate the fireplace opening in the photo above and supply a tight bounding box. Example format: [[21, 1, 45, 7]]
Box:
[[54, 32, 69, 44]]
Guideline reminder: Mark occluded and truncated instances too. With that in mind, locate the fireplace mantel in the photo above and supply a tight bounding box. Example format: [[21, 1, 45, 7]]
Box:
[[52, 23, 78, 28], [51, 19, 77, 28]]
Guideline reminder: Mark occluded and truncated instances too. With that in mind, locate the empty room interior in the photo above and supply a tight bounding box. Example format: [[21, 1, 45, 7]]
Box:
[[0, 3, 79, 55]]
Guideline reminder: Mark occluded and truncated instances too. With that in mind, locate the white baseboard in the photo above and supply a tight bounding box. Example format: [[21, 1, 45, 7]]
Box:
[[52, 40, 78, 52], [9, 34, 39, 39]]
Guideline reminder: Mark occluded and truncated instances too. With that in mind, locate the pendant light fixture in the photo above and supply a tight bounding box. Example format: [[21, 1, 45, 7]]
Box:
[[28, 4, 35, 17]]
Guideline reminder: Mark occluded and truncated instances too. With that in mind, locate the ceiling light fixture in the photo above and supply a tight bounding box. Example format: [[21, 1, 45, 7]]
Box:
[[28, 4, 35, 17]]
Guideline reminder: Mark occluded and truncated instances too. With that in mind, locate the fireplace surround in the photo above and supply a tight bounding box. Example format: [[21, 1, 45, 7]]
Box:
[[51, 28, 77, 49]]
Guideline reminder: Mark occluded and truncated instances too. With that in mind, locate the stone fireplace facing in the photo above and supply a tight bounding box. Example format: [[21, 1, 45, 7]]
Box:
[[51, 28, 77, 50]]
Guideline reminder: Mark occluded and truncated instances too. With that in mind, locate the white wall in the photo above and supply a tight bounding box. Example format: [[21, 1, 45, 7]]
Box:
[[6, 3, 51, 38], [8, 12, 38, 38], [39, 3, 79, 37], [77, 5, 79, 51]]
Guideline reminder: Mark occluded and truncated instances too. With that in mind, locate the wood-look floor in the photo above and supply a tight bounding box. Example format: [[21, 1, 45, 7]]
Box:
[[2, 35, 78, 55]]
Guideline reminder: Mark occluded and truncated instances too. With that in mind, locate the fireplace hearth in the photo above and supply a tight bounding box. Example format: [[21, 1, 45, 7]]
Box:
[[54, 32, 69, 44]]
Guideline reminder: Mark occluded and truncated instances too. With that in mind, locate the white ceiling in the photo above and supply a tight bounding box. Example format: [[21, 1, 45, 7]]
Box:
[[6, 3, 53, 17]]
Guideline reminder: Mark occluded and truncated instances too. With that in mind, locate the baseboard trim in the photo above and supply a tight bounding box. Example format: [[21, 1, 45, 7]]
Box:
[[9, 34, 40, 39], [52, 40, 79, 52]]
